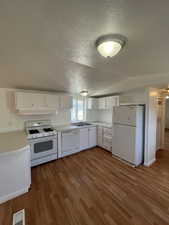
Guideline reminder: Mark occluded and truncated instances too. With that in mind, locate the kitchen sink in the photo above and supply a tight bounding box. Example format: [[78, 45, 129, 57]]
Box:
[[73, 122, 92, 127]]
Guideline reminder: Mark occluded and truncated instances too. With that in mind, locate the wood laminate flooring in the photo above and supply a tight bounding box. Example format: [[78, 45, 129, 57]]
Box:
[[1, 148, 169, 225]]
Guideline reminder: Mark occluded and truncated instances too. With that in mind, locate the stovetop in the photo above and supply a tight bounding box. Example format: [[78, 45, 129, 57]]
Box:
[[25, 120, 57, 139], [29, 129, 40, 134], [43, 128, 54, 132]]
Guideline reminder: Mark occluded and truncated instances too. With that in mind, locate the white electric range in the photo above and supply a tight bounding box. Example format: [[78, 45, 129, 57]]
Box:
[[25, 120, 58, 167]]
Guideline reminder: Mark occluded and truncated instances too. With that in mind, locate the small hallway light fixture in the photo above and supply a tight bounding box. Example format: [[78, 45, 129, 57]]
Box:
[[80, 90, 88, 97], [95, 34, 126, 58]]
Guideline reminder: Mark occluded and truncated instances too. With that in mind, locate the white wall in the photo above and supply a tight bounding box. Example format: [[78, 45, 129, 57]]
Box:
[[86, 110, 98, 122], [144, 88, 160, 166], [97, 110, 112, 123], [86, 109, 112, 124], [119, 88, 147, 104], [0, 88, 71, 133]]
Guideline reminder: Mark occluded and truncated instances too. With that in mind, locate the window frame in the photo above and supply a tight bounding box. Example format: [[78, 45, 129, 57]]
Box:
[[71, 95, 87, 122]]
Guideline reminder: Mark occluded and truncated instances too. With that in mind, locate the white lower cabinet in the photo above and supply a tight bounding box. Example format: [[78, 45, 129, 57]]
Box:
[[80, 128, 89, 150], [89, 127, 97, 148], [59, 126, 97, 157], [80, 126, 97, 150], [103, 136, 112, 152], [0, 146, 31, 204], [97, 126, 103, 147], [97, 126, 112, 152]]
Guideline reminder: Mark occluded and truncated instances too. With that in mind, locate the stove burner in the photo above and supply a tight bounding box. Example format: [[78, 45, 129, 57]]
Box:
[[43, 128, 54, 132], [29, 129, 40, 134]]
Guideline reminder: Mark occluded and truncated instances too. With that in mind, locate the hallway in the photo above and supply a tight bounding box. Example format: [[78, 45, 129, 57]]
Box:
[[164, 129, 169, 150]]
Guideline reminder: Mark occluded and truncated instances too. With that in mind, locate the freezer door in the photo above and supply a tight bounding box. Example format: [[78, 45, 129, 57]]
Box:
[[114, 106, 137, 126], [112, 124, 136, 164]]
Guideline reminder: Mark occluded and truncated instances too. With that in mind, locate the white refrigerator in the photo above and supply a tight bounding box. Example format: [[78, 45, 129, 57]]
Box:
[[112, 105, 144, 166]]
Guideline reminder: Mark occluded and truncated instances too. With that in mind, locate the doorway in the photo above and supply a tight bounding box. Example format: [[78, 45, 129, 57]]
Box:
[[164, 98, 169, 150]]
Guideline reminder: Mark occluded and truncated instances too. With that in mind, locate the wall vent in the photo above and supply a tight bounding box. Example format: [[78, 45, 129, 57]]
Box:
[[12, 209, 25, 225]]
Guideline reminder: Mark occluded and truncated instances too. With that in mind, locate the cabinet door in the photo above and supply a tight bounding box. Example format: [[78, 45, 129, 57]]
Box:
[[105, 96, 120, 109], [103, 128, 112, 137], [97, 126, 103, 147], [103, 136, 112, 152], [15, 92, 45, 109], [98, 98, 106, 109], [80, 128, 89, 150], [31, 93, 46, 109], [112, 96, 119, 106], [45, 94, 59, 109], [106, 97, 113, 109], [60, 95, 73, 110], [89, 127, 97, 148], [15, 92, 33, 109], [87, 98, 98, 109]]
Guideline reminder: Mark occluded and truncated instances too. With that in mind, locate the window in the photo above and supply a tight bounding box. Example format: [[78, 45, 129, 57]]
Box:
[[71, 96, 87, 121]]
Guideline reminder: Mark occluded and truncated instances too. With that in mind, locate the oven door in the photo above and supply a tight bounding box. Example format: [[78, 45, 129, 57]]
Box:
[[30, 136, 57, 160]]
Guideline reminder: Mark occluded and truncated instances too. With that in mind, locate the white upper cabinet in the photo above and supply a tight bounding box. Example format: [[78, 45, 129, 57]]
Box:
[[59, 95, 73, 110], [98, 97, 106, 109], [106, 97, 113, 109], [112, 96, 120, 106], [87, 98, 98, 110], [45, 94, 60, 109], [80, 128, 89, 150], [106, 96, 119, 109], [15, 92, 45, 110], [87, 96, 119, 110], [15, 91, 72, 114], [118, 95, 134, 105]]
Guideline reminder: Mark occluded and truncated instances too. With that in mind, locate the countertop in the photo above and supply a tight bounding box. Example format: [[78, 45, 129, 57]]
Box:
[[55, 125, 79, 132], [55, 124, 97, 132], [89, 122, 113, 128], [55, 122, 112, 131], [0, 130, 28, 155]]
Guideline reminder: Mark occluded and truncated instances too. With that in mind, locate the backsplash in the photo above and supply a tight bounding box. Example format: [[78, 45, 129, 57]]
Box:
[[97, 110, 112, 124], [86, 109, 112, 124]]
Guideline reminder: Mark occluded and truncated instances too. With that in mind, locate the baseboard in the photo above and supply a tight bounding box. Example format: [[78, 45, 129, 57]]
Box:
[[0, 187, 29, 205], [144, 158, 156, 167]]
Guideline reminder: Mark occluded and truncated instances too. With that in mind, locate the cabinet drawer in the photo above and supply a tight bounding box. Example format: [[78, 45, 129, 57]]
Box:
[[103, 136, 112, 145], [103, 136, 112, 152], [103, 128, 112, 137]]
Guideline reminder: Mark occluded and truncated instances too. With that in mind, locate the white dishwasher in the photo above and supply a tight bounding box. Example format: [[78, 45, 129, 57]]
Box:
[[60, 129, 80, 157]]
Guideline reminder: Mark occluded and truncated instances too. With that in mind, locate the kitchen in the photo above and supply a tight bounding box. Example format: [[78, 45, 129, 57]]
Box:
[[0, 88, 146, 204]]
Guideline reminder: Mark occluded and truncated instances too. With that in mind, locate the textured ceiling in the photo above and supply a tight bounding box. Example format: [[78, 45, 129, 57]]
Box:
[[0, 0, 169, 95]]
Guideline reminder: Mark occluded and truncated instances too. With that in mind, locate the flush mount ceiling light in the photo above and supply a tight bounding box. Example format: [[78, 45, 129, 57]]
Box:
[[95, 34, 126, 58], [80, 90, 88, 97]]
